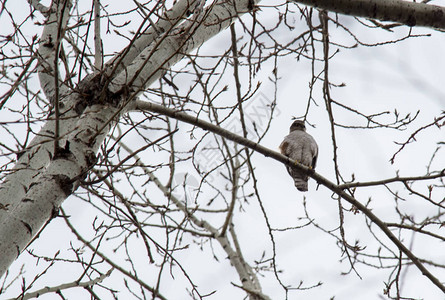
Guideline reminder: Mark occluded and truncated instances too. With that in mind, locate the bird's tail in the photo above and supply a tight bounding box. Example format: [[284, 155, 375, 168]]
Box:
[[294, 179, 308, 192], [288, 167, 308, 192]]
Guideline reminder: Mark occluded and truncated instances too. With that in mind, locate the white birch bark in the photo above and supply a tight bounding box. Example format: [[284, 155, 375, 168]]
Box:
[[0, 0, 258, 277], [1, 0, 100, 223], [105, 0, 199, 76], [26, 0, 50, 14], [0, 103, 117, 277], [108, 0, 253, 94], [37, 0, 72, 101]]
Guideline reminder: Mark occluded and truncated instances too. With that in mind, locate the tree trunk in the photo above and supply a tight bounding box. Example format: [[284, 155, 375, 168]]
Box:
[[0, 0, 256, 277]]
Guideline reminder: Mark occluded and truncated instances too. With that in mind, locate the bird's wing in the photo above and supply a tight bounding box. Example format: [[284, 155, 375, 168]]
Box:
[[279, 140, 290, 156], [310, 135, 318, 169]]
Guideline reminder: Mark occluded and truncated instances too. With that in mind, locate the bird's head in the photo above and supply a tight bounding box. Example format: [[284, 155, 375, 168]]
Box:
[[289, 120, 306, 132]]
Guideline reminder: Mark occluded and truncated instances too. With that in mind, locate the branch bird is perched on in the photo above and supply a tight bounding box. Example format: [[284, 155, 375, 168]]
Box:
[[279, 120, 318, 192]]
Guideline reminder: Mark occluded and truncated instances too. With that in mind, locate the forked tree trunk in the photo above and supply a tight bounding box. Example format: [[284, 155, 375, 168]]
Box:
[[0, 0, 256, 277]]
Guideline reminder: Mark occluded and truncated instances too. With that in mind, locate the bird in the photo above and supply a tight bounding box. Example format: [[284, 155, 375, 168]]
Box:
[[279, 120, 318, 192]]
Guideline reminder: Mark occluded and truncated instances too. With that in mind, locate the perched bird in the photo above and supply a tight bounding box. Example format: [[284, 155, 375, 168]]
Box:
[[279, 120, 318, 192]]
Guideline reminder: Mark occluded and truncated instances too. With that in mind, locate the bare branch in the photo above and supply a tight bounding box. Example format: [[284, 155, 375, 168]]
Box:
[[135, 99, 445, 294], [93, 0, 103, 70], [338, 171, 445, 189], [294, 0, 445, 29], [6, 269, 113, 300]]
